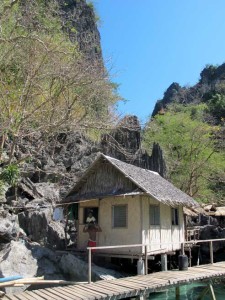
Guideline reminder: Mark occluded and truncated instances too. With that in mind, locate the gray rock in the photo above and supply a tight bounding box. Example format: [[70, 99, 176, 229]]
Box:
[[0, 216, 20, 243], [101, 116, 167, 177], [18, 208, 66, 250], [47, 221, 65, 250], [29, 244, 64, 280], [34, 183, 60, 203], [0, 241, 38, 293], [59, 253, 124, 282], [18, 208, 52, 245]]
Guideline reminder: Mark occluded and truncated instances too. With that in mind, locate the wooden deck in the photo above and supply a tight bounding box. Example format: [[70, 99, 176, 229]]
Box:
[[3, 262, 225, 300]]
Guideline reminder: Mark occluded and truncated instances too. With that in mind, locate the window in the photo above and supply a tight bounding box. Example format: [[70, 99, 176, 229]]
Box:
[[83, 207, 98, 224], [112, 205, 127, 228], [149, 205, 160, 225], [171, 208, 179, 225]]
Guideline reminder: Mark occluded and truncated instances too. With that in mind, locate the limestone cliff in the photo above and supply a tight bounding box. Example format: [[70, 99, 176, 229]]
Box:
[[58, 0, 102, 61], [152, 63, 225, 121]]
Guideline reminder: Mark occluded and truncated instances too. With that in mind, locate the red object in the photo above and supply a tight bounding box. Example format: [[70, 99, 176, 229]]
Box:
[[88, 240, 96, 252]]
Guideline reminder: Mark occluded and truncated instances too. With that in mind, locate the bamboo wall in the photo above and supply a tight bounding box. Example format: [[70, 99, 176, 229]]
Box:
[[141, 195, 184, 252], [77, 195, 184, 255], [71, 162, 137, 201]]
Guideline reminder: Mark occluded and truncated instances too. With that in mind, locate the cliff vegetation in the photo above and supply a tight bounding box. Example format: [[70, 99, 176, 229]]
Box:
[[144, 64, 225, 204], [0, 0, 120, 191]]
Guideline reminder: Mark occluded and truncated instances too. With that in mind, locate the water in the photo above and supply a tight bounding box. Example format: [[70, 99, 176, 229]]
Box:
[[148, 283, 225, 299]]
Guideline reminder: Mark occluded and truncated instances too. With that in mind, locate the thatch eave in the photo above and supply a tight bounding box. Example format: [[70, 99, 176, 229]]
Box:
[[63, 191, 147, 206], [103, 155, 198, 208], [63, 153, 199, 208]]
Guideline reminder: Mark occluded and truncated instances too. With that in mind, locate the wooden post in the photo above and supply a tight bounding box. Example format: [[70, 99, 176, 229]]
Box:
[[181, 243, 185, 255], [88, 248, 92, 284], [145, 245, 148, 275], [137, 257, 145, 275], [161, 254, 167, 271], [209, 284, 216, 300], [189, 247, 192, 267], [175, 286, 180, 300], [209, 241, 213, 264], [64, 206, 69, 249]]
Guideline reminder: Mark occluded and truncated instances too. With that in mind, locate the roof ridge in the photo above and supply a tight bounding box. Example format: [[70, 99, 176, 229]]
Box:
[[104, 154, 160, 176]]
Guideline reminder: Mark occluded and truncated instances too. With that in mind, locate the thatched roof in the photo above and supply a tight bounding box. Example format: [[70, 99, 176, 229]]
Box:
[[183, 207, 199, 217], [65, 154, 198, 207], [214, 207, 225, 216]]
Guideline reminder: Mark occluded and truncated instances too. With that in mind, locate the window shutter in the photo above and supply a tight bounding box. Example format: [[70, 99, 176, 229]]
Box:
[[150, 205, 160, 225], [112, 205, 127, 228]]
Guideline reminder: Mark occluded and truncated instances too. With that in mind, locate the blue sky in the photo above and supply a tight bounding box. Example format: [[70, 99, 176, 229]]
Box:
[[94, 1, 225, 123]]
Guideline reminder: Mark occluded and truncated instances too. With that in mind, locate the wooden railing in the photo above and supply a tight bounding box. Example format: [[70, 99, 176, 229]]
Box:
[[87, 238, 225, 283], [181, 238, 225, 264]]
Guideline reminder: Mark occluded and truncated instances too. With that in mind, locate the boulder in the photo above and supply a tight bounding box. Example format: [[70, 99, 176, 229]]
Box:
[[18, 207, 52, 245], [59, 253, 125, 282], [29, 243, 64, 280], [18, 207, 66, 249], [0, 241, 38, 294], [47, 221, 66, 250]]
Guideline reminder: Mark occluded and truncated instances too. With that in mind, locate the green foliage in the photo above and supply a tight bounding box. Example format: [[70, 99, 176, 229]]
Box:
[[143, 104, 225, 203], [87, 1, 94, 10], [87, 1, 101, 24], [0, 164, 20, 186], [201, 64, 218, 81], [207, 93, 225, 122], [0, 0, 120, 161], [0, 180, 4, 196]]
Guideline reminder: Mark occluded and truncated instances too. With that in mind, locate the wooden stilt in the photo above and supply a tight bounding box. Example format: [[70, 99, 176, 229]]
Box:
[[161, 254, 168, 271], [64, 205, 69, 249], [210, 241, 214, 264], [189, 247, 192, 267], [145, 245, 148, 275], [209, 284, 216, 300], [88, 248, 92, 284], [175, 286, 180, 300]]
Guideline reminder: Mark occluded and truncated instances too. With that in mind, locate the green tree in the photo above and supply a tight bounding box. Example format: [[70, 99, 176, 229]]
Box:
[[207, 93, 225, 122], [0, 0, 120, 164], [143, 104, 225, 202]]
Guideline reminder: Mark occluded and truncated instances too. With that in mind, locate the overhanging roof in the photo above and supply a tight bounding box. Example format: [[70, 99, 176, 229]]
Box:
[[65, 153, 198, 208]]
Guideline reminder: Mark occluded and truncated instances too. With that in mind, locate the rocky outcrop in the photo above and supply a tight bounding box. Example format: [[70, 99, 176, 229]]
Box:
[[0, 211, 23, 244], [59, 253, 125, 281], [0, 115, 167, 252], [0, 241, 38, 294], [58, 0, 102, 62], [101, 115, 167, 177], [152, 63, 225, 118], [0, 241, 66, 293], [0, 0, 169, 284], [17, 203, 66, 249], [30, 244, 65, 280]]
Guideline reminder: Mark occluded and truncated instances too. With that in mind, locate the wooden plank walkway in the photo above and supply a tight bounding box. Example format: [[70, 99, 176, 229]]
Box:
[[3, 262, 225, 300]]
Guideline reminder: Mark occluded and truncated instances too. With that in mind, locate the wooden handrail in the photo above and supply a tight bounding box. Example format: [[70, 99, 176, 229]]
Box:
[[87, 238, 225, 283]]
